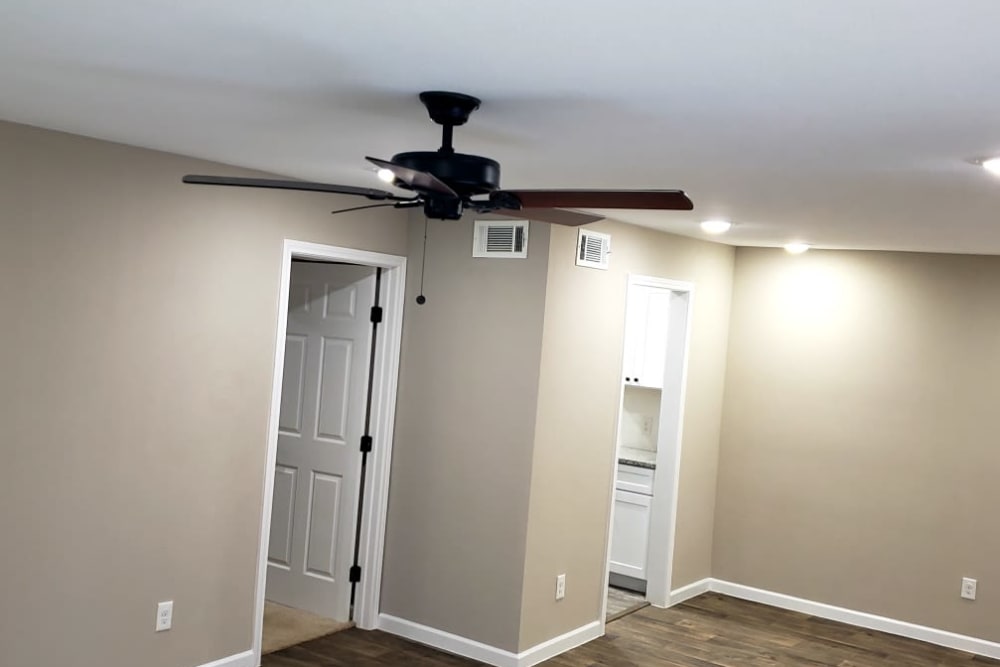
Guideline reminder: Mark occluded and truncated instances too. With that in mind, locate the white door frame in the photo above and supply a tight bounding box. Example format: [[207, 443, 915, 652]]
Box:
[[600, 273, 694, 628], [251, 239, 406, 664]]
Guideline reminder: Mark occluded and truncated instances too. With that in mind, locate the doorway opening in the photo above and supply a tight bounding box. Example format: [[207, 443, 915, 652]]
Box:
[[252, 241, 406, 663], [602, 274, 693, 627]]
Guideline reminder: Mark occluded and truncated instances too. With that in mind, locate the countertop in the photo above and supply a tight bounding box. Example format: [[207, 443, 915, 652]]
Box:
[[618, 446, 656, 469]]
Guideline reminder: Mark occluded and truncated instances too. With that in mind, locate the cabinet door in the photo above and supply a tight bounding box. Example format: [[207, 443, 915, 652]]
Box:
[[609, 490, 652, 580], [622, 285, 671, 389], [639, 289, 671, 389], [622, 284, 648, 384]]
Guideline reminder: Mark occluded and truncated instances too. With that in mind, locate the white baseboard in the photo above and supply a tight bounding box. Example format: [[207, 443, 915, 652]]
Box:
[[196, 649, 255, 667], [379, 614, 521, 667], [709, 580, 1000, 661], [668, 577, 712, 606], [341, 580, 1000, 665], [378, 613, 603, 667], [517, 620, 602, 667]]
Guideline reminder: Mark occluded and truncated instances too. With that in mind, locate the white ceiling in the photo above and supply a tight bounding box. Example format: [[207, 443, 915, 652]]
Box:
[[3, 0, 1000, 253]]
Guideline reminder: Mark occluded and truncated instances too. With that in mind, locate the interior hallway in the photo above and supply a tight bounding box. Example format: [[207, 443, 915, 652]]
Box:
[[261, 593, 1000, 666]]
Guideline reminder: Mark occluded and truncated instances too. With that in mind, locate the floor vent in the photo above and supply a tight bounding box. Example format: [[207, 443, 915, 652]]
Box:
[[577, 229, 611, 269], [473, 219, 529, 258]]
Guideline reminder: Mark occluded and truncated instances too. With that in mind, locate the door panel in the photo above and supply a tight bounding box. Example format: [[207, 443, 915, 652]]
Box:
[[279, 335, 307, 434], [288, 284, 312, 313], [304, 472, 342, 580], [325, 283, 357, 318], [268, 466, 297, 568], [316, 337, 353, 442], [266, 261, 376, 620]]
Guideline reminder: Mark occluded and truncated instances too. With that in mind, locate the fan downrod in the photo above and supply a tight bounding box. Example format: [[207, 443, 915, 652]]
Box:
[[420, 91, 481, 156]]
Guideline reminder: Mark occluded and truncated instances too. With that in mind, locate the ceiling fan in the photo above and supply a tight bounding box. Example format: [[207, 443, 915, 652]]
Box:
[[183, 91, 694, 226]]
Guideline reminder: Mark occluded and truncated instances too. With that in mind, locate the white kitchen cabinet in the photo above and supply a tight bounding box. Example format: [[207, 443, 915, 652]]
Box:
[[609, 489, 652, 580], [615, 462, 655, 495], [622, 284, 671, 389]]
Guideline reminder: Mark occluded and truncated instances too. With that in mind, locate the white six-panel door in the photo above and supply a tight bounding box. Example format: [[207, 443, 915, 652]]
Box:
[[266, 261, 376, 620]]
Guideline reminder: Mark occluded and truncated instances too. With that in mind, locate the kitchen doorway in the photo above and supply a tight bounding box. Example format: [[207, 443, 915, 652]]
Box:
[[603, 274, 693, 625]]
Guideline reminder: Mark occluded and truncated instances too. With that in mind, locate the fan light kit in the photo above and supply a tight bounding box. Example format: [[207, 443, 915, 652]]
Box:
[[784, 242, 811, 255], [700, 219, 732, 235], [182, 91, 694, 226]]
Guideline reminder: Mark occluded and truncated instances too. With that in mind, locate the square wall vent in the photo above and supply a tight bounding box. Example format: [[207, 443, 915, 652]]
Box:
[[473, 219, 529, 258], [576, 229, 611, 270]]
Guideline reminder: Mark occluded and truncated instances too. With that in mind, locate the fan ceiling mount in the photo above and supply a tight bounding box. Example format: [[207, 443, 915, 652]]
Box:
[[183, 91, 694, 226]]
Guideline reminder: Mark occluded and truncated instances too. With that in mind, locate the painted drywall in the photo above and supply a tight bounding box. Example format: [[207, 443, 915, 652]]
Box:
[[0, 121, 408, 667], [518, 221, 735, 649], [380, 215, 551, 652], [714, 247, 1000, 642]]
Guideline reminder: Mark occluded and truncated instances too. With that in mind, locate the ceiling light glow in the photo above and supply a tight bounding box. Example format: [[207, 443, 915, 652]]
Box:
[[784, 242, 811, 255], [983, 158, 1000, 177], [700, 219, 732, 234], [376, 168, 395, 183]]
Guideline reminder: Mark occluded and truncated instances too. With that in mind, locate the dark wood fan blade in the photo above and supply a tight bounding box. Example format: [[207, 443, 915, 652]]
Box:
[[494, 208, 603, 227], [365, 157, 458, 198], [182, 174, 413, 201], [331, 200, 425, 216], [500, 189, 693, 211]]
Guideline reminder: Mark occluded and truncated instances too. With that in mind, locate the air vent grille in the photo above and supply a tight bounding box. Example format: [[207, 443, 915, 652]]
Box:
[[473, 219, 529, 258], [576, 230, 611, 270]]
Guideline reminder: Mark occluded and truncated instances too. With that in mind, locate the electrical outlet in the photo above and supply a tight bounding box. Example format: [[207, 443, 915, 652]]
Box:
[[555, 574, 566, 601], [961, 578, 977, 601], [156, 601, 173, 632], [641, 416, 653, 436]]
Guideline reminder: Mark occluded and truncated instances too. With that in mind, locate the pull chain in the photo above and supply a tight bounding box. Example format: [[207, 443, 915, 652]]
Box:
[[416, 217, 429, 305]]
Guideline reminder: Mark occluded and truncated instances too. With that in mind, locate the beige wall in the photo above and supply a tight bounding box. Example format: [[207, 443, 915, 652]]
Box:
[[519, 221, 735, 649], [0, 121, 408, 667], [0, 119, 734, 663], [714, 247, 1000, 642], [25, 115, 988, 664], [379, 215, 551, 652]]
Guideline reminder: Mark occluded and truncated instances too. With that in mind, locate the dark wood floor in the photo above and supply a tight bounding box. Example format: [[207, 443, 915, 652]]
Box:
[[262, 593, 1000, 666]]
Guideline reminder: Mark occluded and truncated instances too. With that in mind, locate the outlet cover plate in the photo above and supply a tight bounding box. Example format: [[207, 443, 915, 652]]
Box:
[[156, 600, 173, 631], [961, 578, 977, 601]]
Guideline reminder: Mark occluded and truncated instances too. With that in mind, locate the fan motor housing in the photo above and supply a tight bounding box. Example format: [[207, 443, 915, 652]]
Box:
[[391, 151, 500, 196]]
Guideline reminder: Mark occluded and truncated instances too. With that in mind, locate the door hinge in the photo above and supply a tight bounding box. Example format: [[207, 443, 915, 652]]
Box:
[[370, 306, 383, 324], [360, 435, 373, 453], [349, 565, 362, 583]]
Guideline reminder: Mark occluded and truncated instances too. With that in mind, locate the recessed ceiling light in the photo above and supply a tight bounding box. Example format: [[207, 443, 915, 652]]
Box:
[[784, 242, 810, 255], [376, 168, 395, 183], [700, 219, 732, 234], [982, 157, 1000, 177]]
